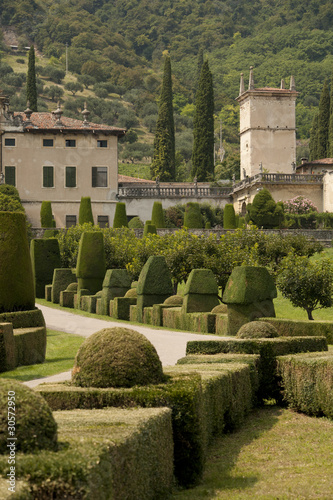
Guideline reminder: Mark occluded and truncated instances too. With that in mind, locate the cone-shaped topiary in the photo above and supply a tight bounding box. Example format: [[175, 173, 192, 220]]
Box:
[[113, 202, 128, 228], [72, 327, 165, 388], [30, 238, 61, 298], [79, 197, 94, 225], [76, 231, 106, 294], [128, 216, 144, 229], [143, 222, 157, 236], [151, 201, 165, 228], [40, 201, 55, 228], [223, 204, 236, 229], [0, 212, 35, 313], [236, 321, 279, 339], [184, 202, 203, 228], [0, 379, 57, 453]]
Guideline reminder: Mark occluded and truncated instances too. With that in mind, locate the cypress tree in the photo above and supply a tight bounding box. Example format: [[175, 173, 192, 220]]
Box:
[[113, 202, 128, 228], [151, 201, 165, 228], [151, 55, 175, 181], [317, 79, 330, 159], [40, 201, 54, 228], [192, 60, 215, 181], [309, 113, 319, 161], [26, 45, 38, 112], [184, 202, 203, 228], [223, 204, 236, 229], [79, 197, 94, 225]]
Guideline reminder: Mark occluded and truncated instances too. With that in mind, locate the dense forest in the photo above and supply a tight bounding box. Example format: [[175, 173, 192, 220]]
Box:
[[0, 0, 332, 179]]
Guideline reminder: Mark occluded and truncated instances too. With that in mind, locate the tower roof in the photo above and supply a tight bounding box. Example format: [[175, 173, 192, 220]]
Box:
[[236, 67, 298, 103]]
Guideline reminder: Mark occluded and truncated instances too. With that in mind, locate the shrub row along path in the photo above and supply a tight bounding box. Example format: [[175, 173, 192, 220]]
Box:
[[25, 304, 218, 388]]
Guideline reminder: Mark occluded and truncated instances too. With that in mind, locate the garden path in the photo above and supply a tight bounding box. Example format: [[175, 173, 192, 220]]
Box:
[[25, 304, 218, 388]]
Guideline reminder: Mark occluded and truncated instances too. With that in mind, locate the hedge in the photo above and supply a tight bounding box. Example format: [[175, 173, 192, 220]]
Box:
[[259, 317, 333, 344], [30, 238, 61, 298], [277, 352, 333, 418], [0, 308, 45, 329], [78, 196, 94, 225], [0, 408, 173, 500]]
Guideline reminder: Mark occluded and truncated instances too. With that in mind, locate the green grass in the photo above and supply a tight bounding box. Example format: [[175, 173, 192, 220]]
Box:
[[171, 406, 333, 500], [0, 329, 84, 382], [118, 162, 151, 180]]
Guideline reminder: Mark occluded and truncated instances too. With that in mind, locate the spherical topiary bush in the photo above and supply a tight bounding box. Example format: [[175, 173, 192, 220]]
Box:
[[211, 303, 228, 314], [128, 216, 144, 229], [124, 287, 137, 298], [163, 295, 183, 306], [237, 321, 279, 339], [72, 327, 165, 388], [66, 282, 78, 292], [0, 379, 57, 454]]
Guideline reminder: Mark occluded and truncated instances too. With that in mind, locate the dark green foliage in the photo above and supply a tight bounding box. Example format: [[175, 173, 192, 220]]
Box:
[[51, 268, 77, 304], [0, 193, 24, 212], [72, 327, 165, 388], [317, 78, 330, 159], [223, 266, 277, 305], [76, 232, 106, 294], [137, 256, 173, 296], [277, 352, 333, 418], [151, 55, 175, 181], [40, 200, 54, 228], [164, 295, 183, 306], [276, 253, 333, 320], [14, 325, 47, 366], [143, 222, 157, 236], [151, 201, 165, 228], [0, 379, 57, 453], [30, 238, 61, 298], [0, 309, 45, 329], [237, 321, 279, 339], [329, 69, 333, 157], [259, 318, 333, 344], [0, 212, 35, 313], [113, 202, 128, 228], [184, 269, 218, 295], [192, 61, 214, 182], [223, 203, 236, 229], [0, 323, 15, 372], [184, 202, 203, 228], [128, 216, 144, 228], [78, 197, 94, 225], [26, 45, 37, 112], [309, 113, 319, 160], [247, 188, 284, 228], [112, 297, 137, 320]]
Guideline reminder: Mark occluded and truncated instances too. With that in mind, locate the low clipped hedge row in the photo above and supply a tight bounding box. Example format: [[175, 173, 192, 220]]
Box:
[[37, 363, 255, 488], [259, 317, 333, 344], [277, 352, 333, 418], [0, 408, 173, 499]]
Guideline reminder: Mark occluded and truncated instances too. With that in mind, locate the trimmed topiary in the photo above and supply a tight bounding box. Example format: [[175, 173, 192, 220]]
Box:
[[223, 266, 277, 305], [143, 222, 157, 236], [0, 184, 20, 200], [0, 379, 57, 453], [182, 269, 219, 313], [0, 212, 35, 313], [151, 201, 165, 228], [211, 304, 228, 314], [66, 282, 78, 292], [237, 321, 279, 339], [30, 238, 61, 298], [184, 202, 203, 228], [223, 204, 236, 229], [40, 201, 55, 228], [163, 295, 183, 306], [76, 231, 106, 294], [72, 327, 165, 388], [113, 202, 128, 228], [128, 216, 144, 229], [125, 288, 137, 298], [79, 197, 94, 225]]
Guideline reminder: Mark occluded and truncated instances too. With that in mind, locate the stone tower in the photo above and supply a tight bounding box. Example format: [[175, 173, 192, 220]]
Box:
[[236, 67, 298, 179]]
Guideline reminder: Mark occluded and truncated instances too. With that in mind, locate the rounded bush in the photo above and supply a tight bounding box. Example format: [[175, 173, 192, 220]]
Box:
[[143, 222, 157, 236], [66, 282, 78, 292], [125, 287, 137, 298], [163, 295, 183, 306], [237, 321, 279, 339], [0, 379, 57, 454], [72, 327, 165, 388], [211, 303, 228, 314], [128, 216, 144, 229]]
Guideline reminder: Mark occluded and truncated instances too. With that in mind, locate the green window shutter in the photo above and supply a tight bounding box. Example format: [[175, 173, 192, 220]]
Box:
[[66, 167, 76, 187], [43, 166, 54, 187], [5, 166, 16, 186]]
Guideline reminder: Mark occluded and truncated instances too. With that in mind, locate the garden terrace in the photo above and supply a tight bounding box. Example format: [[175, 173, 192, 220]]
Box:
[[233, 173, 324, 193], [118, 182, 233, 199]]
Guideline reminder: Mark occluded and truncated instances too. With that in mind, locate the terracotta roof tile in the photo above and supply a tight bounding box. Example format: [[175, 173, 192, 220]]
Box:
[[14, 112, 126, 134]]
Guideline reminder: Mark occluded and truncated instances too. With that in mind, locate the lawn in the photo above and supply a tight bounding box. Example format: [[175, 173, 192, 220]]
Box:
[[171, 406, 333, 500]]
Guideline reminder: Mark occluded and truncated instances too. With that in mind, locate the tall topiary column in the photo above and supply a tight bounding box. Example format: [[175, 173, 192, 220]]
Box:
[[223, 204, 236, 229], [0, 212, 35, 312], [76, 231, 106, 294], [40, 201, 55, 228], [184, 202, 203, 228], [113, 202, 128, 228], [30, 238, 61, 298], [151, 201, 165, 228], [79, 197, 94, 225]]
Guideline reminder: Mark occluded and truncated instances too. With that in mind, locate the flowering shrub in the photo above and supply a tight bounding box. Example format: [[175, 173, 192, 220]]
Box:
[[283, 196, 318, 215]]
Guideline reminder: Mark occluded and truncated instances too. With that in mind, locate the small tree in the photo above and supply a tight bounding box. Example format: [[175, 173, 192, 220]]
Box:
[[248, 188, 284, 228], [223, 204, 236, 229], [184, 202, 203, 228], [277, 254, 333, 320], [79, 197, 94, 225], [317, 79, 330, 159], [65, 81, 84, 96], [151, 201, 165, 228]]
